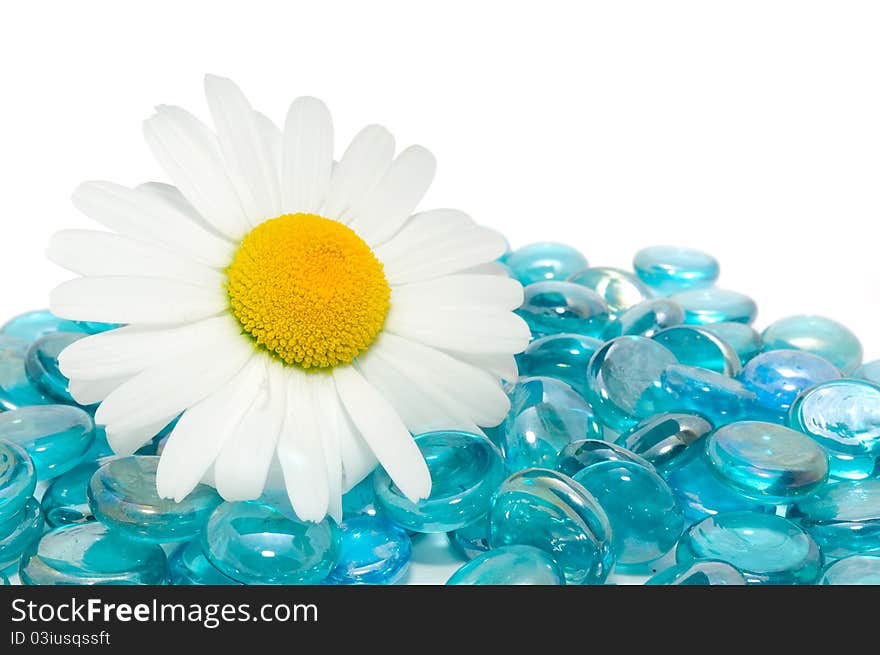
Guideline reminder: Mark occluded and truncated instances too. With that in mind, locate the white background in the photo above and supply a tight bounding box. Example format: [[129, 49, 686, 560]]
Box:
[[1, 0, 878, 360]]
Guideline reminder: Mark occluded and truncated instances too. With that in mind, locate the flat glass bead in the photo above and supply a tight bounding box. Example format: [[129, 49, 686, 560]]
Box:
[[586, 336, 678, 433], [671, 288, 757, 325], [762, 315, 863, 374], [448, 513, 490, 559], [326, 515, 412, 584], [618, 299, 685, 338], [819, 555, 880, 585], [202, 501, 340, 585], [516, 281, 611, 338], [19, 521, 169, 585], [89, 456, 222, 543], [446, 545, 564, 585], [0, 497, 44, 569], [645, 560, 746, 585], [0, 438, 36, 522], [0, 335, 53, 411], [500, 377, 602, 472], [557, 439, 652, 477], [489, 468, 614, 584], [740, 350, 841, 423], [676, 511, 822, 584], [633, 246, 720, 296], [169, 538, 241, 585], [41, 461, 101, 527], [652, 325, 742, 375], [0, 405, 94, 480], [824, 452, 878, 481], [706, 421, 828, 503], [518, 333, 604, 397], [791, 479, 880, 559], [0, 309, 86, 343], [615, 413, 713, 473], [504, 242, 589, 286], [573, 460, 684, 565], [568, 266, 653, 315], [76, 321, 120, 335], [374, 431, 504, 532], [700, 322, 763, 365], [24, 332, 87, 405], [342, 475, 378, 518], [857, 360, 880, 385], [656, 364, 758, 427]]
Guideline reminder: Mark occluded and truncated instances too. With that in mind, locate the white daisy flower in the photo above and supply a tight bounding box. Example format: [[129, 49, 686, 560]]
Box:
[[47, 75, 529, 522]]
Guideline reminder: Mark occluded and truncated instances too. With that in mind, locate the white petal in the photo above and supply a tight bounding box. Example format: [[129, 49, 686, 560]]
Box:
[[334, 392, 377, 493], [441, 350, 519, 381], [321, 125, 394, 221], [281, 97, 333, 215], [347, 145, 435, 245], [105, 415, 178, 457], [460, 261, 511, 276], [136, 182, 231, 241], [68, 376, 129, 405], [254, 111, 283, 176], [50, 276, 226, 325], [311, 373, 344, 522], [374, 208, 474, 262], [392, 274, 523, 312], [156, 357, 263, 501], [333, 365, 430, 501], [143, 105, 250, 239], [204, 75, 282, 224]]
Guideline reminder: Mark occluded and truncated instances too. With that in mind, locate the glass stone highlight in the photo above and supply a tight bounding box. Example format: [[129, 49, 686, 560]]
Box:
[[617, 299, 685, 338], [819, 555, 880, 585], [762, 315, 863, 374], [169, 538, 241, 585], [0, 309, 87, 343], [326, 515, 412, 585], [24, 331, 86, 405], [670, 288, 757, 325], [568, 266, 653, 315], [557, 439, 652, 478], [517, 281, 611, 338], [615, 413, 712, 473], [518, 333, 604, 397], [792, 479, 880, 560], [700, 322, 763, 365], [0, 335, 53, 411], [448, 514, 491, 559], [341, 475, 377, 518], [504, 242, 589, 286], [41, 461, 101, 527], [0, 497, 44, 569], [446, 545, 564, 585], [0, 439, 36, 522], [645, 560, 747, 585], [0, 405, 94, 480], [652, 325, 742, 375], [633, 246, 720, 296], [656, 364, 758, 427]]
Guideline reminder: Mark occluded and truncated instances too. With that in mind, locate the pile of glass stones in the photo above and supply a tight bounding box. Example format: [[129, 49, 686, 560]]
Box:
[[1, 241, 879, 586]]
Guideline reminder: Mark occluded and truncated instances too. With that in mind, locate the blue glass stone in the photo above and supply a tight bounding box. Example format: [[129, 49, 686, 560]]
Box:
[[0, 497, 44, 569], [557, 439, 652, 477], [857, 360, 880, 385], [824, 452, 878, 482], [19, 521, 169, 585], [500, 377, 602, 472], [792, 480, 880, 560], [819, 555, 880, 585], [374, 431, 504, 532], [676, 511, 822, 584], [446, 545, 564, 585], [0, 309, 87, 343], [75, 321, 120, 335], [41, 461, 101, 527], [740, 350, 841, 423], [342, 475, 378, 518], [0, 335, 53, 411], [448, 513, 491, 559], [84, 427, 115, 461], [504, 242, 589, 286], [671, 288, 757, 325], [202, 501, 340, 585], [762, 315, 863, 375], [633, 246, 720, 296], [0, 439, 35, 522], [706, 421, 828, 503], [169, 538, 241, 585], [89, 456, 222, 543], [615, 413, 712, 473], [516, 282, 611, 338], [568, 266, 653, 315], [1, 571, 7, 585], [656, 364, 758, 427], [518, 333, 604, 397], [645, 560, 746, 585], [573, 460, 684, 565], [0, 405, 94, 480], [24, 331, 87, 405], [652, 325, 742, 375], [326, 516, 412, 584], [489, 468, 614, 584], [700, 322, 763, 365], [618, 299, 685, 338], [586, 336, 678, 433]]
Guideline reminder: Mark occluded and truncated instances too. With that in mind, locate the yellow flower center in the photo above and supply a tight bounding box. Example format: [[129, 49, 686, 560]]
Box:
[[226, 213, 391, 369]]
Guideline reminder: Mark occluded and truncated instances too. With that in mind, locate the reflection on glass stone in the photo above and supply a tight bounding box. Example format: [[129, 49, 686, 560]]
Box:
[[518, 333, 604, 397], [857, 360, 880, 385], [0, 405, 94, 480], [41, 460, 101, 527], [656, 365, 758, 427], [446, 545, 564, 585], [505, 242, 589, 286], [169, 538, 241, 585], [342, 475, 377, 518], [24, 332, 87, 405], [633, 246, 720, 296], [326, 515, 412, 585], [645, 559, 746, 585], [762, 315, 863, 375], [557, 439, 651, 477], [568, 266, 653, 315], [0, 309, 87, 343], [700, 322, 763, 365], [618, 299, 685, 338], [0, 497, 44, 569], [615, 413, 712, 473], [0, 336, 53, 411], [671, 288, 757, 325], [652, 325, 742, 375], [516, 281, 611, 338], [0, 438, 36, 522], [819, 555, 880, 585], [448, 513, 491, 559]]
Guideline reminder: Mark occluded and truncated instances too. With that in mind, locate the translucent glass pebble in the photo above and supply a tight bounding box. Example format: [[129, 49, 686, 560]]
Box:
[[819, 555, 880, 585], [676, 511, 822, 584], [446, 545, 564, 585], [374, 431, 504, 532], [573, 460, 684, 566], [762, 315, 863, 375], [326, 516, 412, 585], [633, 246, 720, 296], [341, 475, 378, 518], [19, 521, 169, 585], [568, 266, 653, 315], [0, 497, 44, 569], [618, 299, 685, 338], [169, 538, 241, 585], [671, 288, 757, 325], [857, 360, 880, 385], [500, 377, 602, 472], [41, 461, 100, 527], [586, 336, 678, 432], [24, 331, 86, 405], [0, 405, 94, 480], [706, 421, 828, 502], [0, 336, 53, 411], [449, 514, 491, 559], [504, 242, 589, 286], [645, 560, 746, 585], [89, 456, 222, 543], [652, 325, 742, 375], [615, 413, 712, 473], [518, 333, 604, 397], [700, 322, 763, 365], [657, 364, 758, 427], [792, 479, 880, 559], [740, 350, 841, 423], [517, 281, 611, 338], [0, 309, 86, 343], [557, 439, 651, 477], [489, 468, 614, 584], [0, 439, 35, 522]]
